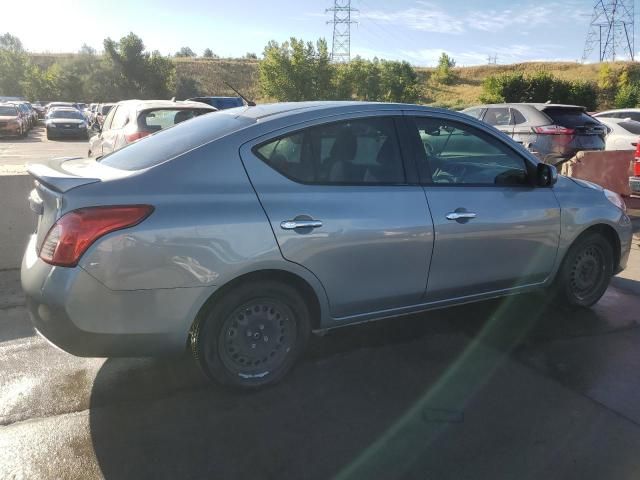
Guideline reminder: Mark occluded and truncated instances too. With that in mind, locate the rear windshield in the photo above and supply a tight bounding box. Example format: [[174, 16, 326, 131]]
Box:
[[139, 108, 212, 131], [51, 110, 84, 119], [99, 110, 254, 171], [618, 120, 640, 135], [0, 106, 17, 115], [543, 108, 598, 128]]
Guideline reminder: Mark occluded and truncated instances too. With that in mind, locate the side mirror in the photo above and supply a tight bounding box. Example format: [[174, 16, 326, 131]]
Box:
[[536, 163, 558, 187], [92, 123, 101, 133]]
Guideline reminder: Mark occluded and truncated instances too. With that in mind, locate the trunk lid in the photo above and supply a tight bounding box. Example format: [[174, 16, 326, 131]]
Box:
[[27, 156, 135, 251]]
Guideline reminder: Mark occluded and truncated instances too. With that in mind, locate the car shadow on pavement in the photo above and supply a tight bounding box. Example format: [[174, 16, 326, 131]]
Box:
[[87, 293, 625, 480]]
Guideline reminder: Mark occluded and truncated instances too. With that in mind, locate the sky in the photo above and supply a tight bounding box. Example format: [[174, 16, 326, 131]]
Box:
[[0, 0, 602, 66]]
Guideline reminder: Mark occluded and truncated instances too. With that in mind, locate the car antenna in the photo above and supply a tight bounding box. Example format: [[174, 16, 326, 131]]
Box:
[[224, 81, 256, 106]]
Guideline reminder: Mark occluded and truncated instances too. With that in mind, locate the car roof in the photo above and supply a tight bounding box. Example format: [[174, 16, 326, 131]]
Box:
[[594, 108, 640, 115], [223, 101, 443, 123], [464, 103, 587, 111], [114, 99, 217, 112], [596, 116, 640, 125], [50, 107, 81, 112]]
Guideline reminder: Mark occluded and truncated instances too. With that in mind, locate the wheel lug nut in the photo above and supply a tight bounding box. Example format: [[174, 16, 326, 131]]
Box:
[[251, 343, 256, 349], [263, 336, 269, 342], [246, 330, 252, 337], [259, 324, 265, 330]]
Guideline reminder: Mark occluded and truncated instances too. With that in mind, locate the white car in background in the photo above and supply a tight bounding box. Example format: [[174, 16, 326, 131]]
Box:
[[596, 117, 640, 151], [594, 108, 640, 123]]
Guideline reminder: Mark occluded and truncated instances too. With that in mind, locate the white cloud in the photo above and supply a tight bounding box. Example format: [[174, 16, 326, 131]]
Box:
[[361, 1, 465, 34], [359, 1, 591, 35]]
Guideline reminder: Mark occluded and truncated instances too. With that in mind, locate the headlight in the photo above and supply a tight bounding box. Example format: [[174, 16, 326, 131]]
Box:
[[47, 122, 57, 128], [604, 189, 626, 212], [79, 122, 87, 128]]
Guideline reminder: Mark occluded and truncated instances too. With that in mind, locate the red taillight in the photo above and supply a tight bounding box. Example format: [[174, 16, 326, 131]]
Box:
[[39, 205, 154, 267], [634, 160, 640, 176], [125, 130, 151, 143], [533, 125, 576, 135]]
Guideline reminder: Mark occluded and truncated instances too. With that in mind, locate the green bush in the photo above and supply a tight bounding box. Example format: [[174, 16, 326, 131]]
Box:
[[480, 70, 597, 110]]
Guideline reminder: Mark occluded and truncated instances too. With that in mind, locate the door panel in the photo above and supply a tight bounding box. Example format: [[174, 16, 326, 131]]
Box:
[[408, 114, 560, 301], [424, 186, 560, 300], [240, 115, 434, 318]]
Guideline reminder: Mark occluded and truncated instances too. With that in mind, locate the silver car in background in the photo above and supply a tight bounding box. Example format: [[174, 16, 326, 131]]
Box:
[[463, 103, 606, 164], [21, 102, 632, 388]]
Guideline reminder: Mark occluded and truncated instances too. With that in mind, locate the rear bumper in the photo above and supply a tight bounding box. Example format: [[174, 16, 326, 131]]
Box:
[[21, 235, 209, 357], [630, 176, 640, 194], [47, 127, 87, 138]]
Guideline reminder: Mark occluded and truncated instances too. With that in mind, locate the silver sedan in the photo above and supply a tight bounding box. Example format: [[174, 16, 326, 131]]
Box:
[[21, 102, 633, 388]]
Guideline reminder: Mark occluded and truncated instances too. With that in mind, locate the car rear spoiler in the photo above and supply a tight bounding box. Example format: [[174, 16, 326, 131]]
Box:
[[27, 157, 101, 193]]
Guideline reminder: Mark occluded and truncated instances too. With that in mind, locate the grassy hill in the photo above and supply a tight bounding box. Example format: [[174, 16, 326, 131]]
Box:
[[30, 53, 628, 108], [176, 58, 624, 109]]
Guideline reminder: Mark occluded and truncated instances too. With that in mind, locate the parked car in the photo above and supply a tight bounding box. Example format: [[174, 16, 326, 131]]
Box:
[[188, 96, 245, 110], [21, 102, 632, 389], [463, 103, 606, 165], [10, 102, 35, 130], [45, 107, 89, 140], [31, 102, 45, 119], [45, 102, 79, 116], [94, 103, 114, 127], [88, 99, 215, 157], [594, 108, 640, 123], [630, 142, 640, 195], [596, 117, 640, 150], [0, 103, 27, 137]]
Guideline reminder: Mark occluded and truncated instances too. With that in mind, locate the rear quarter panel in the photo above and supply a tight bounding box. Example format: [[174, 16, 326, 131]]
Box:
[[77, 135, 331, 322]]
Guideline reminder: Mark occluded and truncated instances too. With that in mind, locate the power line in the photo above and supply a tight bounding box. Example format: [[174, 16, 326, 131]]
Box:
[[583, 0, 635, 62], [327, 0, 358, 62]]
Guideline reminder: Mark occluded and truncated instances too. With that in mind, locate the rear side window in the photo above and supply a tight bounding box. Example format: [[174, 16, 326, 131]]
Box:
[[139, 109, 211, 132], [543, 108, 598, 127], [483, 108, 512, 126], [619, 120, 640, 135], [110, 106, 130, 129], [99, 111, 254, 171], [0, 106, 17, 115], [254, 117, 405, 185]]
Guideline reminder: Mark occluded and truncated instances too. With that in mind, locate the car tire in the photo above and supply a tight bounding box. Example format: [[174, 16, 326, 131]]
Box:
[[192, 281, 311, 389], [554, 232, 614, 308], [46, 130, 52, 140]]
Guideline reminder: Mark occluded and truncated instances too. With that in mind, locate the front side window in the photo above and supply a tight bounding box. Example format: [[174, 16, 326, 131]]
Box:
[[255, 117, 405, 185], [412, 117, 529, 186]]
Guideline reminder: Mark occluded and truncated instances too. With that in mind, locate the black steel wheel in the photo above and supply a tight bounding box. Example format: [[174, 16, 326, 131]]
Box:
[[192, 281, 311, 388], [556, 232, 614, 307]]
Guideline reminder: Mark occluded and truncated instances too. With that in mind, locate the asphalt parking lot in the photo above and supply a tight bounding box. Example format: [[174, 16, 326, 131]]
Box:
[[1, 136, 640, 479], [0, 125, 87, 174]]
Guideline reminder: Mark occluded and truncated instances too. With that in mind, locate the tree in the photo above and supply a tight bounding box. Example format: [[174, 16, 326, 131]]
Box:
[[379, 60, 420, 102], [175, 75, 201, 99], [203, 48, 214, 58], [259, 37, 333, 101], [244, 52, 258, 60], [432, 52, 456, 85], [175, 46, 197, 58], [103, 32, 175, 99], [0, 33, 28, 96]]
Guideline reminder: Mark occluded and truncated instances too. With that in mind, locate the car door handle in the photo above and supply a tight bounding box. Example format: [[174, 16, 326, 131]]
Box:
[[280, 220, 323, 230], [446, 212, 477, 220]]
